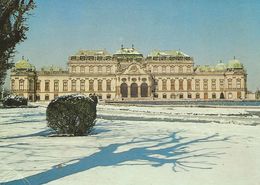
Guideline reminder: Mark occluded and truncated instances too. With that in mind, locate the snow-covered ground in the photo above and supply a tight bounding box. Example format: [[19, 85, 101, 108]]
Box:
[[0, 104, 260, 185]]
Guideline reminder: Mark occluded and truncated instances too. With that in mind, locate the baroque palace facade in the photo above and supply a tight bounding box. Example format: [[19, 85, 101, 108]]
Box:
[[10, 46, 247, 101]]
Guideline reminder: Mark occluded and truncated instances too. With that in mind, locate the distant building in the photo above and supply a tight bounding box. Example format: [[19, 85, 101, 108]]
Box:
[[10, 46, 247, 101]]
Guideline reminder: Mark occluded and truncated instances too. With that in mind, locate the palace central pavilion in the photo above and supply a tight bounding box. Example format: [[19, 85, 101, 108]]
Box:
[[10, 46, 247, 101]]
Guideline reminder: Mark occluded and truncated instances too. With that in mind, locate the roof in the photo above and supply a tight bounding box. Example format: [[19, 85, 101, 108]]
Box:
[[40, 65, 65, 72], [148, 50, 189, 57], [114, 47, 142, 55], [227, 59, 243, 69], [15, 58, 35, 70], [75, 50, 111, 56]]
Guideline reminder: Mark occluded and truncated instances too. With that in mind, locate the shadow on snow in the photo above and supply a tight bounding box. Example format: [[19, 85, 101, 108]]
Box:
[[3, 132, 230, 185]]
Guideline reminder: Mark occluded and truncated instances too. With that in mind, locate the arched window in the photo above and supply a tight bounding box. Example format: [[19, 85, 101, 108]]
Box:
[[98, 80, 103, 91], [80, 80, 85, 91], [71, 80, 76, 91], [106, 80, 111, 91], [170, 79, 175, 91], [162, 79, 167, 91], [130, 83, 138, 97], [120, 83, 128, 98], [89, 80, 94, 91], [179, 79, 183, 90], [141, 83, 148, 97]]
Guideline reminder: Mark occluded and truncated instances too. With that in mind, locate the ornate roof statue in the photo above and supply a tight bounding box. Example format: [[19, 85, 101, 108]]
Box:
[[113, 45, 143, 59]]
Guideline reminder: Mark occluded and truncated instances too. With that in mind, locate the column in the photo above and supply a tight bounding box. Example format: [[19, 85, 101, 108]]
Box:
[[138, 86, 141, 97], [128, 86, 131, 98]]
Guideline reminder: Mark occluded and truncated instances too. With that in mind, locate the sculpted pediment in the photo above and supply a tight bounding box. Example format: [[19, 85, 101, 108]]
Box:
[[121, 63, 149, 75]]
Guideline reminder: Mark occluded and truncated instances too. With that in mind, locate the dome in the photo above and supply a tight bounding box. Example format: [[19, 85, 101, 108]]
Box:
[[15, 58, 35, 71], [227, 58, 243, 69], [215, 61, 227, 71]]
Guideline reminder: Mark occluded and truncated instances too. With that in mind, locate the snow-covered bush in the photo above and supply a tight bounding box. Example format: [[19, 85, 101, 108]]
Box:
[[46, 94, 97, 136], [3, 95, 28, 107]]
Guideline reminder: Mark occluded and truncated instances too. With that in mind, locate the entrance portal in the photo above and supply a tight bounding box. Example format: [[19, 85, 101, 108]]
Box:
[[120, 83, 128, 98], [131, 83, 138, 97], [141, 83, 148, 97]]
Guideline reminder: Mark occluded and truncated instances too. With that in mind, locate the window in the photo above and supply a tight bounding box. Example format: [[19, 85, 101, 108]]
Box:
[[80, 66, 85, 73], [162, 79, 167, 90], [45, 94, 49, 101], [195, 80, 200, 91], [187, 66, 191, 73], [170, 93, 176, 99], [153, 66, 158, 73], [63, 80, 68, 91], [170, 79, 175, 91], [228, 79, 232, 89], [98, 66, 102, 73], [211, 79, 216, 90], [163, 94, 167, 99], [179, 66, 183, 73], [162, 66, 166, 73], [80, 56, 85, 60], [106, 66, 111, 73], [106, 80, 111, 91], [80, 80, 85, 91], [106, 94, 111, 99], [71, 80, 76, 91], [36, 81, 41, 91], [170, 66, 174, 73], [188, 93, 192, 98], [203, 79, 208, 90], [89, 66, 94, 73], [54, 94, 59, 99], [220, 79, 224, 90], [196, 93, 200, 99], [179, 79, 183, 90], [212, 93, 216, 99], [236, 79, 241, 89], [89, 80, 94, 91], [98, 80, 102, 91], [45, 81, 50, 91], [36, 95, 40, 101], [228, 93, 233, 99], [179, 93, 183, 99], [54, 80, 59, 92], [72, 66, 76, 73], [19, 80, 24, 90], [187, 79, 192, 91]]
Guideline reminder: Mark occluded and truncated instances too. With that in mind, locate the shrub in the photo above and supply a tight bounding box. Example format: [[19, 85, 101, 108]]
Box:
[[3, 95, 28, 107], [46, 94, 97, 136]]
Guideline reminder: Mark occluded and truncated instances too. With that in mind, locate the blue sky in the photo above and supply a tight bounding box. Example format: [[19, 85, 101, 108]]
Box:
[[11, 0, 260, 91]]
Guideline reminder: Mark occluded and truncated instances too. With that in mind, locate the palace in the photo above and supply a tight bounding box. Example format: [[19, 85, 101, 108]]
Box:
[[10, 46, 247, 101]]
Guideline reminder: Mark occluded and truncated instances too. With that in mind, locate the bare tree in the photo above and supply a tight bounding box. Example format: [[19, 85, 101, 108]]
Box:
[[0, 0, 35, 88]]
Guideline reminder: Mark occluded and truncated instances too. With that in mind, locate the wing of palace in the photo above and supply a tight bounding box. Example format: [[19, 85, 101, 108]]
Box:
[[10, 45, 247, 101]]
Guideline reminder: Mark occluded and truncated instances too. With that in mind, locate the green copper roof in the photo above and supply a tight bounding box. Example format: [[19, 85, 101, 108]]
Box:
[[75, 50, 110, 56], [215, 61, 227, 71], [227, 59, 243, 69], [148, 50, 189, 57], [15, 58, 35, 70]]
